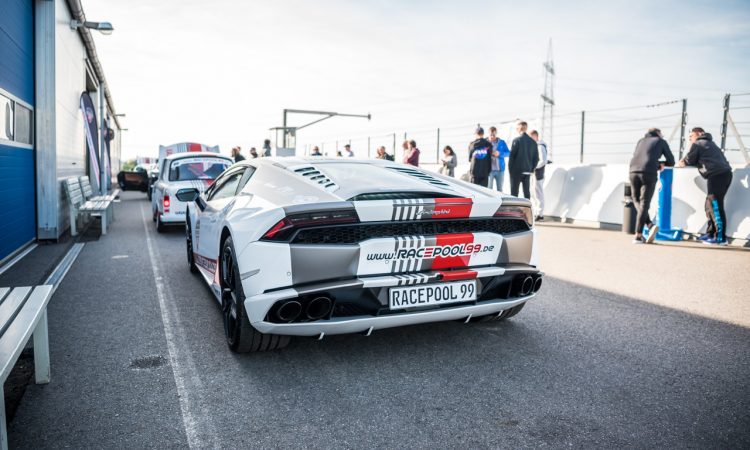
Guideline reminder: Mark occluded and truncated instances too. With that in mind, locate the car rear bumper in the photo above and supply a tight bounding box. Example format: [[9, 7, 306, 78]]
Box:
[[245, 265, 541, 337], [252, 294, 532, 337], [160, 211, 187, 223]]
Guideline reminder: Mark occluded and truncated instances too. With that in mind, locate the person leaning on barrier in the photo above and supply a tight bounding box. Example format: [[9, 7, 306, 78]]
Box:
[[529, 130, 548, 221], [310, 146, 322, 156], [508, 121, 539, 199], [439, 146, 457, 177], [628, 128, 675, 244], [677, 127, 733, 246]]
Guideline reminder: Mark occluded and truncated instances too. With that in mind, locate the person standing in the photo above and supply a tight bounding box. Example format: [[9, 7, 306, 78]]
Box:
[[677, 127, 733, 245], [487, 126, 510, 192], [231, 146, 246, 163], [310, 146, 322, 156], [249, 147, 259, 158], [404, 140, 420, 166], [628, 128, 675, 244], [344, 144, 354, 157], [375, 146, 394, 161], [508, 121, 539, 199], [468, 127, 494, 186], [439, 146, 457, 177], [262, 139, 272, 157], [529, 130, 548, 221]]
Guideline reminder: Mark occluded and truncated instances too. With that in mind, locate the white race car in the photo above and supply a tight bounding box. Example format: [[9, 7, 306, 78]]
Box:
[[176, 158, 542, 352], [151, 152, 233, 232]]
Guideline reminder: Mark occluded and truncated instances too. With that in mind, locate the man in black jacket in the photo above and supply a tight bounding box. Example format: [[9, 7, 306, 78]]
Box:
[[508, 121, 539, 199], [628, 128, 675, 243], [468, 127, 495, 186], [678, 127, 733, 245]]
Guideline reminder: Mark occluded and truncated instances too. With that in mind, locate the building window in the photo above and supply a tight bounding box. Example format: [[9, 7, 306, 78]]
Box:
[[0, 91, 33, 146], [0, 94, 13, 141], [15, 103, 32, 145]]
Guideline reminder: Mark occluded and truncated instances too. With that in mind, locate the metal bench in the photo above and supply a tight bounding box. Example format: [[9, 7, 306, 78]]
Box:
[[0, 286, 53, 450], [63, 177, 111, 236], [78, 176, 119, 222]]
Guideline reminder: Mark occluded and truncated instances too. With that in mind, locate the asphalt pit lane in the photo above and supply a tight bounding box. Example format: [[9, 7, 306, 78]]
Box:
[[129, 355, 167, 370]]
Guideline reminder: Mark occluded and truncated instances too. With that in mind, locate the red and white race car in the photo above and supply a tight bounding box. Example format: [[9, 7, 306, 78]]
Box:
[[151, 152, 232, 232], [175, 158, 542, 352]]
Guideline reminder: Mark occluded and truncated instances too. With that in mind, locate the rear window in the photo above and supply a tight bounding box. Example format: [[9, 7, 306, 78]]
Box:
[[169, 157, 230, 182]]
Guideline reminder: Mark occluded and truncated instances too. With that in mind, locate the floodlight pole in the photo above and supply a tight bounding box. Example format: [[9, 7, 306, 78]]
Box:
[[281, 109, 371, 147]]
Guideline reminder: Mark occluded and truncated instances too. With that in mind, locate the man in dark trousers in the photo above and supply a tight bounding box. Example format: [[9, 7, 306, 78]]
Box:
[[468, 126, 495, 186], [678, 127, 733, 245], [629, 128, 675, 244], [508, 121, 539, 199]]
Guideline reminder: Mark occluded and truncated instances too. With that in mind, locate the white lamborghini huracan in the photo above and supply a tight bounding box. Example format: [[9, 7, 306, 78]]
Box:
[[176, 158, 542, 352]]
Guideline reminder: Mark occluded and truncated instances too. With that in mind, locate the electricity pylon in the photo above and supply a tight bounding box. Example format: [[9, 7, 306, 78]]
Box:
[[540, 39, 555, 159]]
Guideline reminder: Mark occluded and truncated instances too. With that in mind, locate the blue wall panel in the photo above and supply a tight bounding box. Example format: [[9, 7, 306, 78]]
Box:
[[0, 0, 35, 105], [0, 0, 36, 261], [0, 145, 36, 260]]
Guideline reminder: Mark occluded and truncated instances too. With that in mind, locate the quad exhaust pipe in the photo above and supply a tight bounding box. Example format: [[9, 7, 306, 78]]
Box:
[[276, 300, 302, 322], [533, 276, 543, 293], [275, 295, 333, 323], [520, 276, 534, 296], [305, 296, 332, 320], [511, 274, 543, 297]]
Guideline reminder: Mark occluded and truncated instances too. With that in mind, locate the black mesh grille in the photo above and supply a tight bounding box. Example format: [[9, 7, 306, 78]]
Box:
[[291, 218, 529, 244]]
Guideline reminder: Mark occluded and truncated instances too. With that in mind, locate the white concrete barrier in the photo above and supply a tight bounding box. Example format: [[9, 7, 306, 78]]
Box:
[[422, 162, 749, 241]]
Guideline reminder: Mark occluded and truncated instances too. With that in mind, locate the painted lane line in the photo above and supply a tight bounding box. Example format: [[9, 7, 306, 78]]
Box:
[[140, 204, 218, 449]]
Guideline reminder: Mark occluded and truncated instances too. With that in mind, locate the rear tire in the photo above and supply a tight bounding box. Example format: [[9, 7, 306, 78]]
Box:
[[156, 213, 165, 233], [186, 214, 198, 274], [472, 302, 526, 323], [221, 236, 291, 353]]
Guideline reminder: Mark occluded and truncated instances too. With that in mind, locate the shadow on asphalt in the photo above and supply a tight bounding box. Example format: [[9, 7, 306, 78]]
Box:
[[205, 275, 750, 448]]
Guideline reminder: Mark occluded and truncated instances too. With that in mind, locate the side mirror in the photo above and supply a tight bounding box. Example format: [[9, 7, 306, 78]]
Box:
[[175, 188, 199, 202]]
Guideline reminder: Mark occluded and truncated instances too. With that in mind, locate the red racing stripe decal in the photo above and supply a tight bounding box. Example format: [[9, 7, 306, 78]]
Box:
[[431, 233, 474, 269], [432, 198, 472, 219], [438, 269, 478, 281]]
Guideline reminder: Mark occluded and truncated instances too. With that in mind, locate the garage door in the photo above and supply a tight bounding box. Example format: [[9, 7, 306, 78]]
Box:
[[0, 0, 36, 262]]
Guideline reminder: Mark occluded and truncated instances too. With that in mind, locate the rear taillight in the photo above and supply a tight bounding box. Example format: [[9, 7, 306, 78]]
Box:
[[262, 210, 359, 241], [494, 205, 533, 226], [163, 195, 171, 212]]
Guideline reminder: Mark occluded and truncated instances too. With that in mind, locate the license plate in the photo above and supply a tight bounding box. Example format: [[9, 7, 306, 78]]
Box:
[[389, 280, 477, 310]]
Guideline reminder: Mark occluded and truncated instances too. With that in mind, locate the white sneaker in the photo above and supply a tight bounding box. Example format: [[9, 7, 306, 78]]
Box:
[[646, 225, 659, 243], [632, 237, 645, 244]]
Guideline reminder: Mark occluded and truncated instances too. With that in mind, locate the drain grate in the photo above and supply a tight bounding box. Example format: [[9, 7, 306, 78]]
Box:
[[129, 355, 167, 370]]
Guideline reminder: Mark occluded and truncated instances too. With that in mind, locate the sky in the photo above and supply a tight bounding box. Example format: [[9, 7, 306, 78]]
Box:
[[84, 0, 750, 164]]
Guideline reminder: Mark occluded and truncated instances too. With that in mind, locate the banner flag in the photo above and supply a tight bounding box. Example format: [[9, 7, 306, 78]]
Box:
[[80, 92, 100, 191]]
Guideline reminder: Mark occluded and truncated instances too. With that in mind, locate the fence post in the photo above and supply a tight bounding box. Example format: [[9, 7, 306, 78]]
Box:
[[679, 98, 688, 159], [336, 140, 338, 155], [403, 132, 408, 162], [367, 136, 371, 158], [580, 110, 585, 164], [436, 128, 440, 163], [392, 133, 396, 156], [720, 93, 730, 151]]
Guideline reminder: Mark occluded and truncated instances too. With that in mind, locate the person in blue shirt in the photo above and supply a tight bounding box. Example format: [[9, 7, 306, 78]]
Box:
[[487, 126, 510, 192]]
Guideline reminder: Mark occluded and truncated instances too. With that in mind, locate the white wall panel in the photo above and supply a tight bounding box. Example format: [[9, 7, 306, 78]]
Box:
[[54, 0, 87, 233]]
